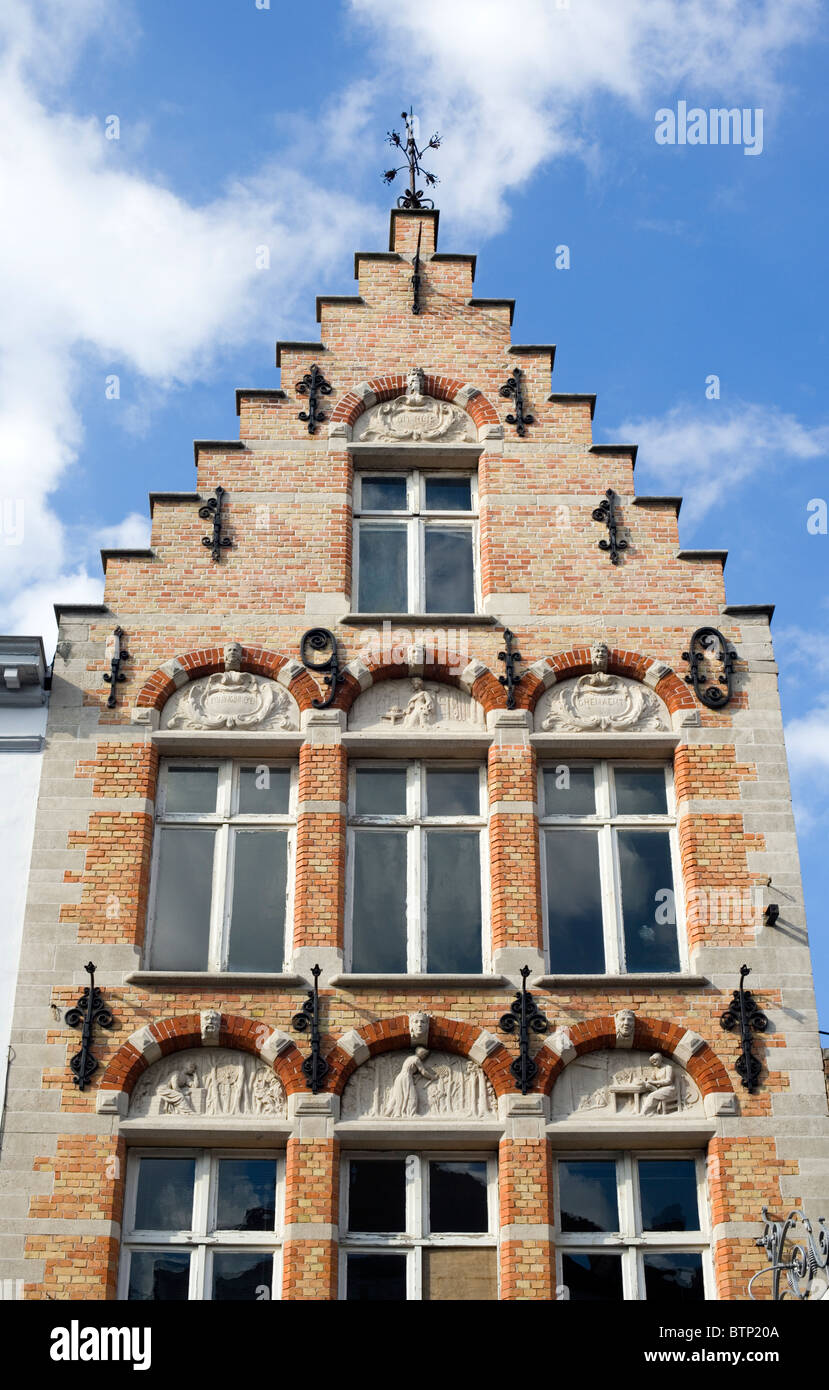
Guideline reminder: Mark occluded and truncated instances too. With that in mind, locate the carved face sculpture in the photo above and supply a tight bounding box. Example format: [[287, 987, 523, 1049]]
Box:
[[409, 1012, 429, 1046], [407, 366, 425, 400], [202, 1010, 221, 1039], [224, 642, 243, 671], [590, 640, 609, 673], [615, 1010, 635, 1041]]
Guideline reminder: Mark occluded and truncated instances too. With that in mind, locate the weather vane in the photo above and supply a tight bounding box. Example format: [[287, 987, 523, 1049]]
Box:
[[384, 107, 441, 209]]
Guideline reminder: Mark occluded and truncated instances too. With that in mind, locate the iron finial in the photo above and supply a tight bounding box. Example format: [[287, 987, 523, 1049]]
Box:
[[384, 106, 441, 209]]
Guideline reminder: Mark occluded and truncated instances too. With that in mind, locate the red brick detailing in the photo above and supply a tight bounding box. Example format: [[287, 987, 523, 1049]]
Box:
[[498, 1137, 556, 1299], [294, 744, 347, 950], [24, 1237, 120, 1301], [329, 373, 499, 430], [489, 744, 542, 953], [708, 1137, 798, 1299], [133, 646, 317, 712], [282, 1138, 340, 1300], [535, 1015, 734, 1099]]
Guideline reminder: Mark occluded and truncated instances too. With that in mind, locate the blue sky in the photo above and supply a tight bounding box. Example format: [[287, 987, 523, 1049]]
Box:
[[1, 0, 827, 1019]]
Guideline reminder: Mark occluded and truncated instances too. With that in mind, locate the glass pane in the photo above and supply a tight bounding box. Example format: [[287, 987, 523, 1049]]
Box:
[[559, 1160, 619, 1233], [544, 830, 605, 973], [164, 766, 218, 814], [638, 1160, 700, 1232], [426, 830, 482, 973], [614, 767, 668, 815], [424, 526, 474, 613], [215, 1159, 277, 1232], [127, 1250, 190, 1301], [424, 477, 472, 511], [429, 1161, 488, 1233], [150, 827, 215, 970], [618, 829, 680, 972], [643, 1252, 705, 1301], [348, 1160, 407, 1232], [227, 830, 287, 971], [238, 766, 291, 814], [346, 1252, 407, 1300], [354, 767, 407, 816], [561, 1252, 624, 1301], [360, 476, 407, 511], [134, 1157, 195, 1231], [543, 766, 596, 816], [351, 831, 407, 972], [424, 1248, 496, 1300], [358, 524, 407, 611], [425, 768, 480, 817], [211, 1252, 273, 1301]]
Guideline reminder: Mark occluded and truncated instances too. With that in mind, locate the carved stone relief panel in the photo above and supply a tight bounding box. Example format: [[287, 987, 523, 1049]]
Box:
[[353, 373, 475, 444], [349, 678, 485, 732], [534, 675, 669, 733], [341, 1049, 497, 1120], [129, 1048, 287, 1118], [161, 673, 299, 730], [550, 1050, 703, 1121]]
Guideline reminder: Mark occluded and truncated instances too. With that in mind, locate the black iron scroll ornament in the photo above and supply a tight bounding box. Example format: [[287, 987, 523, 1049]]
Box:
[[720, 964, 768, 1093], [749, 1207, 829, 1300], [682, 626, 735, 709], [499, 966, 549, 1095], [497, 628, 524, 710], [292, 965, 329, 1095], [102, 627, 130, 708], [300, 628, 345, 710], [65, 962, 114, 1091], [499, 368, 534, 437], [199, 486, 233, 562], [295, 364, 333, 435], [411, 222, 423, 315], [592, 488, 628, 565], [383, 107, 441, 209]]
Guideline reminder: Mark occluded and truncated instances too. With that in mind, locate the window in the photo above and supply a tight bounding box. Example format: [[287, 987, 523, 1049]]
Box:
[[347, 762, 488, 973], [556, 1153, 709, 1301], [148, 760, 296, 972], [121, 1151, 283, 1300], [341, 1154, 498, 1300], [353, 471, 478, 613], [540, 762, 682, 974]]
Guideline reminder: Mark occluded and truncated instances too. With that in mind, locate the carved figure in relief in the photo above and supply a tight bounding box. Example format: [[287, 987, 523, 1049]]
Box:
[[385, 1048, 437, 1118], [640, 1055, 680, 1116], [407, 366, 426, 401], [342, 1049, 496, 1120], [159, 1062, 198, 1115], [562, 1049, 700, 1119], [403, 678, 436, 727], [539, 673, 667, 733], [252, 1068, 283, 1115]]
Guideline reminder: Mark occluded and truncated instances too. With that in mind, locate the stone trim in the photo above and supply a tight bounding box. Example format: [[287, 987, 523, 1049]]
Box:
[[534, 1014, 735, 1102], [133, 644, 319, 717], [328, 372, 500, 440]]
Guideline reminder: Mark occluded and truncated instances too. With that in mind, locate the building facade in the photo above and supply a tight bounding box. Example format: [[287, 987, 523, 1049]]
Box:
[[1, 207, 827, 1302]]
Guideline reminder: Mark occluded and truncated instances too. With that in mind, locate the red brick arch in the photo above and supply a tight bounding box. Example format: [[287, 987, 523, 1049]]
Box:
[[326, 1014, 514, 1098], [518, 645, 697, 716], [133, 645, 320, 714], [535, 1014, 734, 1099], [329, 372, 500, 432], [332, 656, 506, 716]]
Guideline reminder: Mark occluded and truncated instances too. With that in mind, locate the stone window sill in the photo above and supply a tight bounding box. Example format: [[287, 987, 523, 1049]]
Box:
[[329, 973, 504, 989], [125, 971, 306, 987], [341, 613, 497, 626], [533, 973, 708, 988]]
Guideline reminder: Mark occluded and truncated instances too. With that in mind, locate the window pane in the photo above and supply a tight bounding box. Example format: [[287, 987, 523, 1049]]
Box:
[[618, 829, 679, 972], [424, 477, 472, 511], [348, 1160, 407, 1232], [354, 767, 407, 816], [638, 1160, 700, 1233], [150, 828, 215, 970], [238, 766, 290, 814], [643, 1252, 705, 1301], [543, 766, 596, 816], [227, 830, 287, 971], [164, 766, 218, 814], [429, 1161, 488, 1233], [127, 1250, 190, 1301], [426, 830, 482, 972], [215, 1159, 277, 1232], [211, 1252, 273, 1301], [544, 830, 605, 973], [134, 1157, 195, 1231], [351, 831, 407, 972], [425, 768, 480, 817], [424, 526, 474, 613], [559, 1160, 619, 1233], [358, 524, 407, 611], [561, 1252, 624, 1301], [360, 476, 407, 511], [346, 1252, 407, 1300], [424, 1248, 496, 1300], [614, 767, 668, 815]]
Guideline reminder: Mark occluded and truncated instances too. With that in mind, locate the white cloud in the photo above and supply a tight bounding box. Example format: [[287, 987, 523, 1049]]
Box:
[[96, 512, 152, 551]]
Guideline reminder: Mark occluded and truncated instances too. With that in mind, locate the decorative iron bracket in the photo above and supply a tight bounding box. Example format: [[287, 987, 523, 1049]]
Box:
[[300, 628, 345, 709], [749, 1206, 829, 1300], [102, 627, 130, 708], [720, 963, 768, 1093], [199, 486, 233, 562], [497, 628, 524, 710], [682, 626, 735, 709], [411, 222, 423, 315], [295, 363, 332, 435], [383, 107, 441, 209], [292, 965, 329, 1094], [592, 488, 628, 565], [64, 962, 114, 1091], [499, 966, 549, 1095], [499, 368, 534, 437]]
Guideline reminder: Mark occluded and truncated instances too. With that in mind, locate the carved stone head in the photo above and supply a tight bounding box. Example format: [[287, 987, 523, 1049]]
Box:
[[414, 1046, 430, 1061], [590, 640, 609, 673], [224, 642, 243, 671], [649, 1053, 666, 1068], [614, 1009, 636, 1046], [201, 1009, 222, 1045], [406, 366, 425, 400], [409, 1012, 430, 1047]]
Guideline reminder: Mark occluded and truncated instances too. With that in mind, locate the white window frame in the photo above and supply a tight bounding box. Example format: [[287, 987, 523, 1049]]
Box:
[[538, 760, 686, 974], [555, 1150, 712, 1301], [119, 1148, 284, 1302], [346, 761, 490, 973], [339, 1152, 498, 1300], [146, 759, 298, 972], [353, 469, 480, 613]]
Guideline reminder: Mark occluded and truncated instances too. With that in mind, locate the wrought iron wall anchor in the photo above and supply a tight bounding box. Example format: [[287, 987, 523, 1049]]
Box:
[[592, 488, 628, 565], [295, 363, 333, 435], [682, 626, 735, 709], [411, 223, 423, 315], [291, 965, 329, 1095], [64, 962, 114, 1091], [749, 1207, 829, 1300], [720, 964, 768, 1093], [299, 628, 345, 710], [102, 627, 130, 708], [499, 368, 534, 437], [499, 966, 549, 1095], [497, 628, 524, 710], [383, 107, 441, 210], [199, 486, 233, 562], [764, 904, 780, 928]]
